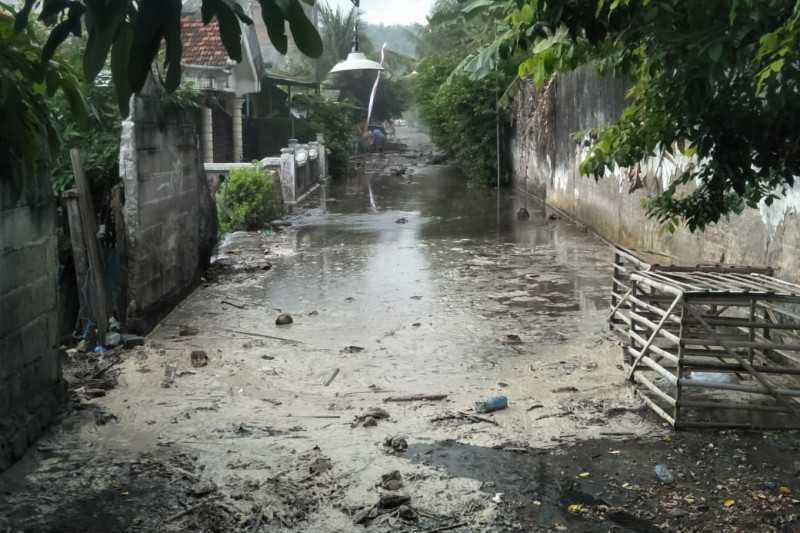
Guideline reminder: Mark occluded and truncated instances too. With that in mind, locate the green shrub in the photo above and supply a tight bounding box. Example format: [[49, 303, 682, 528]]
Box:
[[217, 163, 282, 233], [294, 94, 358, 178]]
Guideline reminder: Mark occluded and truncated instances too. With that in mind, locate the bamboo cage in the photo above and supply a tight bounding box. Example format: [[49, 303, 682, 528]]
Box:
[[609, 246, 800, 429]]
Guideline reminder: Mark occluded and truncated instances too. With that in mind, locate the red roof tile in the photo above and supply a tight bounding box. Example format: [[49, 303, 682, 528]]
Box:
[[181, 17, 230, 67]]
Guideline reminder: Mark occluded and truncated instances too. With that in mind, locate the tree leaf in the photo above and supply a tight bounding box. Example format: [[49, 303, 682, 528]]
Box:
[[163, 0, 183, 91], [285, 0, 322, 58], [14, 0, 36, 31], [111, 20, 134, 115], [258, 0, 288, 54], [128, 0, 165, 93], [214, 0, 243, 62], [83, 0, 126, 81]]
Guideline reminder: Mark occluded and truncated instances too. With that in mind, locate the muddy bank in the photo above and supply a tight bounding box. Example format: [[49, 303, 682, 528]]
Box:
[[1, 127, 799, 533]]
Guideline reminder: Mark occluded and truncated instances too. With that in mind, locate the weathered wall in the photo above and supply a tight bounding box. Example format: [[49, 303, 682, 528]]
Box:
[[120, 96, 217, 331], [510, 66, 800, 280], [0, 173, 65, 470]]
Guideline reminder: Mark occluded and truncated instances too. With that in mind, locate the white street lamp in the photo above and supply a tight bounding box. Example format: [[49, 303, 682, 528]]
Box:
[[329, 0, 384, 74]]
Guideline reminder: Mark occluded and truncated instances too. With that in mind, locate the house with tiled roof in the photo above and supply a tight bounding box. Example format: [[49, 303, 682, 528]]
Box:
[[180, 9, 262, 163]]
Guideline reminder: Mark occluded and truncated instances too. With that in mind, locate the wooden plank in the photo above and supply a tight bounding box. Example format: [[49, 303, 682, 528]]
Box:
[[628, 294, 682, 379], [629, 311, 681, 344], [626, 336, 679, 364], [679, 378, 800, 397], [71, 149, 109, 342], [680, 400, 793, 413], [636, 390, 675, 426], [628, 351, 678, 384], [681, 358, 800, 375], [681, 338, 800, 351], [630, 370, 676, 406], [679, 420, 800, 430]]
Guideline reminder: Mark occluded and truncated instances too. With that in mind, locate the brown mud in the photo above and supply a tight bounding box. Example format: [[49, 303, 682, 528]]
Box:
[[1, 127, 799, 532]]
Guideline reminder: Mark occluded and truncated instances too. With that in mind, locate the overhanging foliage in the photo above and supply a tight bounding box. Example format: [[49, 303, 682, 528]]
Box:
[[462, 0, 800, 231]]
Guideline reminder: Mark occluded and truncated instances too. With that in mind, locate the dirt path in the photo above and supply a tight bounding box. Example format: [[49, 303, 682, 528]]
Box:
[[2, 128, 799, 532]]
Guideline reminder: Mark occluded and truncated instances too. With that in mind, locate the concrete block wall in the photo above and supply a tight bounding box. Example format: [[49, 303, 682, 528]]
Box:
[[120, 96, 217, 330], [509, 67, 800, 282], [0, 172, 65, 470]]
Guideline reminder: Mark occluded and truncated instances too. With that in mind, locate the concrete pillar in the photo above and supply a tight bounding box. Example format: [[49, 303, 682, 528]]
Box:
[[316, 133, 327, 178], [230, 97, 244, 163], [280, 147, 296, 206], [201, 106, 214, 163]]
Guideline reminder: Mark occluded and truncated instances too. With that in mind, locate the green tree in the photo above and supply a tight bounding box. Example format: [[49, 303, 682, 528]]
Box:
[[465, 0, 800, 231], [294, 93, 357, 177], [15, 0, 323, 115], [414, 0, 514, 185], [1, 9, 86, 186]]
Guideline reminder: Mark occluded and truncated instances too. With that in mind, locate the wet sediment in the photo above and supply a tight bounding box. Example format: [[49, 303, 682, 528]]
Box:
[[1, 128, 799, 532]]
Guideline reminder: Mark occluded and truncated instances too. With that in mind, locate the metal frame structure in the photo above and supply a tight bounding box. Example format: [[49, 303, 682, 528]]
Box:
[[610, 246, 800, 429]]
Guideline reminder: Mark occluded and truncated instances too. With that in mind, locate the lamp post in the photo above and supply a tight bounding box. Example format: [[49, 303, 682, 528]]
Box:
[[329, 0, 384, 74]]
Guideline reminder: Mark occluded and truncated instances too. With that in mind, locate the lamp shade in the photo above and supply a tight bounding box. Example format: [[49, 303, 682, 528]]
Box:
[[330, 52, 385, 73]]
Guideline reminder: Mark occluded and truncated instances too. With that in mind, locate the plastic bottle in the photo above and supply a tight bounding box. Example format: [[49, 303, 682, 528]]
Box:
[[475, 395, 508, 414]]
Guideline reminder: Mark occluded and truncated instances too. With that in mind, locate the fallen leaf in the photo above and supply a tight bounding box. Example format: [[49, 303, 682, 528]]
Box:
[[578, 472, 591, 478], [780, 486, 792, 495], [608, 450, 621, 455], [723, 499, 735, 508], [568, 503, 583, 513]]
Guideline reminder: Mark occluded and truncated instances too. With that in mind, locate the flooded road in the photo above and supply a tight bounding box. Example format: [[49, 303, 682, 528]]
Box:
[[3, 128, 798, 533]]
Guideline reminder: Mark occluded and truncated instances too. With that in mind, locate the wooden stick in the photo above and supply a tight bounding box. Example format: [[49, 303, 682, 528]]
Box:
[[221, 300, 246, 309], [323, 368, 340, 386], [163, 495, 223, 524], [685, 304, 800, 420], [71, 149, 109, 341], [627, 294, 682, 380], [636, 390, 675, 426], [226, 329, 303, 344], [607, 288, 632, 322], [383, 394, 448, 403]]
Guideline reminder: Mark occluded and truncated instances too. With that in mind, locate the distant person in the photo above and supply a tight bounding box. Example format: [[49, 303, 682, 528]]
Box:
[[383, 119, 396, 138], [369, 127, 386, 153]]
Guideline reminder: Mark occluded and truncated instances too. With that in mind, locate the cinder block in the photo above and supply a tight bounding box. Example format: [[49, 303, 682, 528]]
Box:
[[0, 277, 56, 338]]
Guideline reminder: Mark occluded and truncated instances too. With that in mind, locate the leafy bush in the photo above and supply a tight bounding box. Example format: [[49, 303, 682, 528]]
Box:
[[217, 164, 282, 233], [413, 0, 514, 186], [294, 94, 358, 178]]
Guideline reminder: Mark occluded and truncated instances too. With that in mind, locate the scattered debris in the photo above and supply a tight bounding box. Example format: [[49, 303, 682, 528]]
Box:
[[526, 404, 545, 411], [227, 329, 302, 345], [475, 395, 508, 414], [655, 464, 674, 484], [323, 368, 340, 386], [275, 313, 294, 326], [179, 325, 199, 337], [379, 492, 411, 510], [353, 407, 390, 428], [383, 436, 408, 453], [431, 411, 499, 426], [395, 217, 409, 224], [552, 386, 579, 393], [499, 334, 523, 345], [121, 334, 145, 349], [341, 345, 364, 353], [383, 394, 448, 403], [190, 350, 209, 368], [380, 470, 403, 490], [221, 300, 246, 309]]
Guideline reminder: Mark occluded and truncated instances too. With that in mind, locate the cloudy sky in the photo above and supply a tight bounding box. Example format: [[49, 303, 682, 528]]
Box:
[[326, 0, 435, 25]]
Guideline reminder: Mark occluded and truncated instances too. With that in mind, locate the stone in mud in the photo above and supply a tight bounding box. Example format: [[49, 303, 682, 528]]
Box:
[[383, 479, 403, 491], [395, 217, 409, 224], [379, 492, 411, 510], [179, 325, 199, 337], [353, 507, 374, 524], [276, 313, 294, 325], [383, 436, 408, 453], [366, 407, 390, 419], [500, 334, 523, 345], [189, 480, 217, 496], [191, 350, 209, 368], [397, 505, 418, 521], [342, 345, 364, 353], [121, 334, 145, 349], [381, 470, 402, 486], [362, 416, 378, 427]]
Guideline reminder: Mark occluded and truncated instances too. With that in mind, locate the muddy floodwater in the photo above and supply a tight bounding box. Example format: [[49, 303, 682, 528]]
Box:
[[2, 129, 800, 533]]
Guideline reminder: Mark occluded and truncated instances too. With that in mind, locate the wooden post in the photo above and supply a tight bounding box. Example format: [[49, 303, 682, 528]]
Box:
[[63, 189, 90, 322], [71, 148, 109, 343]]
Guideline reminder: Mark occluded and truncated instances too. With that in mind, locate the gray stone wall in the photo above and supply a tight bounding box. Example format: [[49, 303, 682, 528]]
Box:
[[120, 97, 217, 330], [0, 173, 65, 470], [510, 67, 800, 281]]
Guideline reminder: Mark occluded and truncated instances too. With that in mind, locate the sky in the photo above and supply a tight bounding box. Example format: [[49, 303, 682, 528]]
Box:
[[326, 0, 435, 25]]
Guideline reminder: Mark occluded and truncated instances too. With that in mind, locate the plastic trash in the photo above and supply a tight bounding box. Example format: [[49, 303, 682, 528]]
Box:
[[94, 345, 106, 353], [475, 395, 508, 414], [655, 464, 674, 483], [105, 332, 122, 348]]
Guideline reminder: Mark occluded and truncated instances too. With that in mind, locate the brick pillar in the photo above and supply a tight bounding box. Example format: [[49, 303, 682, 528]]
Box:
[[201, 106, 214, 163], [230, 97, 244, 163]]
